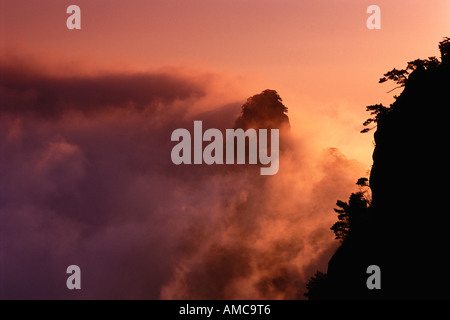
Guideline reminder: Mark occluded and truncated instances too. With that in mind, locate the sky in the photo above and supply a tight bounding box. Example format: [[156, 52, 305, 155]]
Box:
[[2, 0, 449, 164], [0, 0, 449, 299]]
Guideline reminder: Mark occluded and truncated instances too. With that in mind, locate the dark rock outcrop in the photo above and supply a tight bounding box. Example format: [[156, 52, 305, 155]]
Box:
[[322, 39, 450, 299]]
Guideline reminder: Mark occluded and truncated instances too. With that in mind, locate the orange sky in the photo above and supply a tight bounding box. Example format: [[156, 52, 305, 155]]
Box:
[[1, 0, 449, 166], [1, 0, 450, 300]]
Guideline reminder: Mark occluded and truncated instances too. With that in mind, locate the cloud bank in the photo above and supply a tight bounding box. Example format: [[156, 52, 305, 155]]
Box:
[[0, 60, 366, 299]]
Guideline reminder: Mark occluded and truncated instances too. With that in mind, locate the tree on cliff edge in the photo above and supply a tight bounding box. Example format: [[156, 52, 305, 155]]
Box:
[[235, 89, 290, 131], [361, 37, 450, 133], [305, 37, 450, 299]]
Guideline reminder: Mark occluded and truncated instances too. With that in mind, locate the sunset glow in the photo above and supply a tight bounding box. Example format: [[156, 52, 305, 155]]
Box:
[[1, 0, 449, 299]]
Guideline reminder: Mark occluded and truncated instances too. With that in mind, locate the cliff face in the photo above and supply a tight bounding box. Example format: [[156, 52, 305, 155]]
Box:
[[324, 42, 450, 299]]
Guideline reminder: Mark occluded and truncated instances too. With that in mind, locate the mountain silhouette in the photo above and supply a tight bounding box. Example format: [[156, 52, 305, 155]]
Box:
[[235, 89, 290, 132], [306, 37, 450, 299], [231, 89, 291, 167]]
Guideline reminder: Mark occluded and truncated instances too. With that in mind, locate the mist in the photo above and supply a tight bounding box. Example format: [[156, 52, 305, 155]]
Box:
[[0, 61, 366, 299]]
